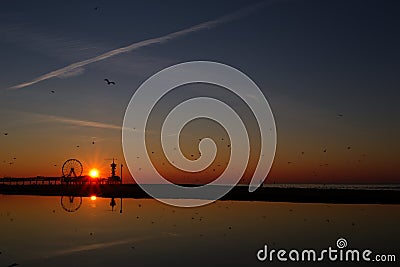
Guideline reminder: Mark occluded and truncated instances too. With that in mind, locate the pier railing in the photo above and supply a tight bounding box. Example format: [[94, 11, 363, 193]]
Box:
[[0, 176, 118, 185]]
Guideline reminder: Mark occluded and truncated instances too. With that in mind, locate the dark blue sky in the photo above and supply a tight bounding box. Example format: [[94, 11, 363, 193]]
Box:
[[0, 0, 399, 182]]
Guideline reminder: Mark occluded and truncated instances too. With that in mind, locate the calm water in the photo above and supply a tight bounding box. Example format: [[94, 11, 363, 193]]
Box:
[[0, 195, 399, 266]]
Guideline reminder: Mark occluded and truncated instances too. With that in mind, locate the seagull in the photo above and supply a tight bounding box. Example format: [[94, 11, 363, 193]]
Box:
[[4, 133, 8, 136], [323, 149, 327, 153], [104, 78, 115, 85], [337, 114, 344, 117], [92, 141, 95, 145], [51, 90, 55, 93], [347, 146, 351, 150]]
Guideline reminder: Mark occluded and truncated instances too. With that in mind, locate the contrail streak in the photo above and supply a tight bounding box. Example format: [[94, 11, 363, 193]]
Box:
[[30, 112, 121, 130], [10, 1, 272, 89]]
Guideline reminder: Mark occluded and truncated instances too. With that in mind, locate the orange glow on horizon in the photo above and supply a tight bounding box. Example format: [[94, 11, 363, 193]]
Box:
[[89, 168, 99, 178]]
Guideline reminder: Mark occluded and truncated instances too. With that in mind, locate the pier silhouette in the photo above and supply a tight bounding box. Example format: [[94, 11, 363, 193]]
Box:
[[0, 158, 122, 186], [1, 159, 400, 204]]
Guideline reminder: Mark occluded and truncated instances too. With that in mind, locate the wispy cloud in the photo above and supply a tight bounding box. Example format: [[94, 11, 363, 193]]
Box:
[[29, 112, 122, 130], [10, 1, 273, 90], [58, 67, 85, 78]]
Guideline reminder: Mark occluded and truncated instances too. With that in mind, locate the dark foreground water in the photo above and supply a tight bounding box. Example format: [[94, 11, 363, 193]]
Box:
[[0, 195, 399, 266]]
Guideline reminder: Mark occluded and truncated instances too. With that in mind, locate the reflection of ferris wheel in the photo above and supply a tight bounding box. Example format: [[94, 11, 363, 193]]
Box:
[[61, 196, 82, 212], [62, 159, 83, 178]]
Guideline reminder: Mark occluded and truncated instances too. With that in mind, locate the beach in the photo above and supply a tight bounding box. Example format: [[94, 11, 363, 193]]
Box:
[[0, 195, 399, 266]]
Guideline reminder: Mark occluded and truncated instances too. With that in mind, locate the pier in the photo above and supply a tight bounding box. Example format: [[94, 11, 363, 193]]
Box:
[[1, 159, 400, 204], [0, 176, 117, 186]]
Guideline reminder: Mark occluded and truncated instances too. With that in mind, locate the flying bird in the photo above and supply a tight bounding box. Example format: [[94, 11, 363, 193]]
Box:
[[323, 149, 327, 153], [104, 78, 115, 85], [337, 114, 344, 117], [51, 90, 55, 93], [4, 133, 8, 136]]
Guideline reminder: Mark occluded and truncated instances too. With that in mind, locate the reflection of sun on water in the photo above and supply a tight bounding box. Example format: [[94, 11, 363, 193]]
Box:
[[89, 168, 99, 178]]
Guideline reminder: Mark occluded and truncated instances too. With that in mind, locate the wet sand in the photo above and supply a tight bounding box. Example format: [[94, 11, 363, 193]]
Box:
[[0, 196, 399, 267]]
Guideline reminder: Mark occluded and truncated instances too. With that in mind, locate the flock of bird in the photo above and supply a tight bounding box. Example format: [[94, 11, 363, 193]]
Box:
[[2, 89, 367, 179]]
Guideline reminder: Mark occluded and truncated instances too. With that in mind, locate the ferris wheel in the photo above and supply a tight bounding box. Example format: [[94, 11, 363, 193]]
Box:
[[62, 159, 83, 178]]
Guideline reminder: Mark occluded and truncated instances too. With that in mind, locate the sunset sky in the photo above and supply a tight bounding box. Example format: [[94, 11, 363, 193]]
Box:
[[0, 0, 399, 183]]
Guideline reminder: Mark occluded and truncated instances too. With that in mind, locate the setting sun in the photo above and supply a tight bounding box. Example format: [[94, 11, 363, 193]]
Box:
[[90, 195, 97, 201], [89, 168, 99, 178]]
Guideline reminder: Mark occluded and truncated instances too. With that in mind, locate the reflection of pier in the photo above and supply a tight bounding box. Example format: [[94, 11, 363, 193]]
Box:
[[0, 184, 400, 204], [59, 195, 122, 213], [61, 196, 82, 212]]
